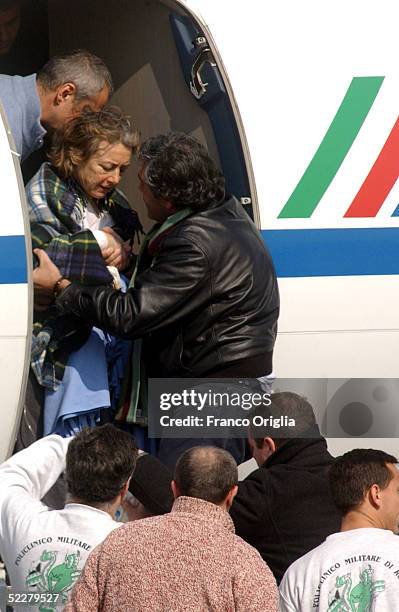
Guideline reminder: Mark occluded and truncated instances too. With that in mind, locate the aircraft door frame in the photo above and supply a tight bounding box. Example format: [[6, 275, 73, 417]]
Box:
[[0, 102, 33, 461]]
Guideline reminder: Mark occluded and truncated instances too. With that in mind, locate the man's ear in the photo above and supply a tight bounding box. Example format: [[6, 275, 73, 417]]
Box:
[[119, 479, 130, 502], [171, 480, 180, 499], [369, 483, 382, 509], [54, 82, 76, 105], [263, 437, 276, 457], [225, 484, 238, 510]]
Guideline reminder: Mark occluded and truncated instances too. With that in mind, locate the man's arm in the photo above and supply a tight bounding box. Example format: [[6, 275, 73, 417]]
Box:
[[0, 435, 71, 538], [31, 224, 114, 282], [37, 234, 210, 339], [279, 591, 298, 612], [233, 548, 279, 611], [279, 571, 300, 612]]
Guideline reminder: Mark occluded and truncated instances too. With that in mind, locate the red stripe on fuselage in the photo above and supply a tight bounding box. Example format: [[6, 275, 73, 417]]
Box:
[[344, 117, 399, 217]]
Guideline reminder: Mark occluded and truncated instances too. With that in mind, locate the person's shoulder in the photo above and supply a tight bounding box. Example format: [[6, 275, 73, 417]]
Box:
[[26, 162, 58, 196], [0, 72, 35, 94], [211, 195, 254, 221], [240, 464, 271, 488], [0, 74, 18, 106], [232, 466, 270, 513], [110, 188, 131, 210], [101, 514, 165, 546], [230, 529, 264, 554], [0, 73, 21, 86], [159, 222, 210, 261], [0, 73, 12, 85], [282, 538, 328, 582], [172, 196, 259, 248], [229, 531, 275, 573], [165, 207, 223, 253], [27, 161, 54, 181], [93, 516, 165, 561]]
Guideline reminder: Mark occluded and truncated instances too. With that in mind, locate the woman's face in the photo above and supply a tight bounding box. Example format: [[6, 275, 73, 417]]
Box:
[[76, 141, 131, 199]]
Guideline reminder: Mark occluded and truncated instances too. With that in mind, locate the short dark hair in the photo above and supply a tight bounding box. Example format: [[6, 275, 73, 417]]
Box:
[[249, 391, 318, 448], [329, 448, 398, 515], [37, 49, 113, 100], [174, 446, 237, 504], [66, 424, 137, 504], [139, 132, 225, 211]]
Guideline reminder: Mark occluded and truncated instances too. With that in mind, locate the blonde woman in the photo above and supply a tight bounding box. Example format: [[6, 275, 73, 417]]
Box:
[[26, 106, 141, 436]]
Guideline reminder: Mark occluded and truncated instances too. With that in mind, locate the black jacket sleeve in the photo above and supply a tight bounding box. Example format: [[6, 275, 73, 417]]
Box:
[[55, 234, 209, 340]]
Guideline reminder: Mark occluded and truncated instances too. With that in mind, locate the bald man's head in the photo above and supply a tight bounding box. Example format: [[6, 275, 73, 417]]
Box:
[[173, 446, 238, 504]]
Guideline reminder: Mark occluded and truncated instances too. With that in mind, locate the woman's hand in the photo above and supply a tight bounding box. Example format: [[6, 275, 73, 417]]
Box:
[[101, 227, 130, 270]]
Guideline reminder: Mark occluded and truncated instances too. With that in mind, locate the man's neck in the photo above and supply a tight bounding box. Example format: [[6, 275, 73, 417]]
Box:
[[216, 500, 229, 512], [341, 508, 386, 532], [35, 80, 51, 128], [67, 496, 117, 520]]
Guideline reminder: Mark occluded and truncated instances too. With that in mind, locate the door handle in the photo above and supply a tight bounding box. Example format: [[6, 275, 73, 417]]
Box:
[[190, 48, 217, 100]]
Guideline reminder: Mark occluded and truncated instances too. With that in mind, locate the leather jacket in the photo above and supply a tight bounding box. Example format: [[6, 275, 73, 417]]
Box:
[[56, 196, 280, 377]]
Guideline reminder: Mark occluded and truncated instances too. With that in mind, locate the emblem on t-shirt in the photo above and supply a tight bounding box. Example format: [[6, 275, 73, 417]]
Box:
[[25, 549, 82, 609], [327, 565, 385, 611]]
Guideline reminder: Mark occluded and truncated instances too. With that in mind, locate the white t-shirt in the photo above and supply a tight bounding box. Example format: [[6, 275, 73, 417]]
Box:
[[280, 528, 399, 611], [0, 436, 120, 611]]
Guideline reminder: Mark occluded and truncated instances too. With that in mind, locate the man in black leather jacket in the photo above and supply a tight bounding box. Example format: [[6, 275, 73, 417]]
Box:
[[33, 133, 279, 460], [34, 132, 279, 376]]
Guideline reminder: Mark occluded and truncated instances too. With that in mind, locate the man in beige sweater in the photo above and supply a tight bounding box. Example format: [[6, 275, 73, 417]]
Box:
[[65, 446, 278, 612]]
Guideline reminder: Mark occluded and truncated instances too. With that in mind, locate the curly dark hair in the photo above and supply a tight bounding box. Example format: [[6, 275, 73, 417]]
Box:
[[66, 424, 138, 504], [139, 132, 225, 211], [49, 106, 139, 180]]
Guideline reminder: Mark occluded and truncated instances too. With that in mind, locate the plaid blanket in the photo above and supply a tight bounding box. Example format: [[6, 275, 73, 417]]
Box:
[[27, 162, 143, 390]]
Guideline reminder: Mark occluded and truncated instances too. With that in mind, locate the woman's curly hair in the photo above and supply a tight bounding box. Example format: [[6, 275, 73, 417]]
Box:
[[49, 106, 140, 180], [139, 132, 225, 211]]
